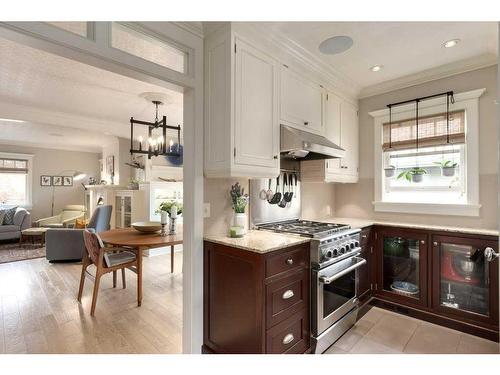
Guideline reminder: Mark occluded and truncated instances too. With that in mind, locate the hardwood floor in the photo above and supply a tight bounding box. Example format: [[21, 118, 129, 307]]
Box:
[[0, 252, 183, 354]]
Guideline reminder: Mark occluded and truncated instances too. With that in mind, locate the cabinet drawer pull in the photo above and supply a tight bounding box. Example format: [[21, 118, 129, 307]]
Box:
[[420, 240, 425, 245], [433, 241, 438, 246], [361, 235, 367, 239], [273, 155, 278, 159], [285, 258, 293, 265], [282, 290, 294, 300], [282, 333, 294, 345], [304, 121, 309, 126]]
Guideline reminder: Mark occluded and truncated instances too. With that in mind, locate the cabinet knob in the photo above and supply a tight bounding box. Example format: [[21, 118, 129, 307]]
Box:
[[304, 121, 309, 126], [285, 258, 293, 265], [361, 235, 367, 239], [282, 290, 295, 300], [420, 240, 425, 244], [282, 333, 295, 345], [433, 242, 438, 246], [273, 155, 278, 159], [484, 247, 499, 262]]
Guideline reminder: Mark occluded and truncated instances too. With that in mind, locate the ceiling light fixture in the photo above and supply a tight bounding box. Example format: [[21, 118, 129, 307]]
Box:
[[319, 35, 354, 55], [370, 65, 383, 72], [129, 98, 182, 159], [443, 39, 460, 48], [0, 118, 25, 123]]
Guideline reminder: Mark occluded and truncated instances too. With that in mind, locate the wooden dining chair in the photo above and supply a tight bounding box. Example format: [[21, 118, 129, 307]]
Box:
[[78, 229, 139, 316]]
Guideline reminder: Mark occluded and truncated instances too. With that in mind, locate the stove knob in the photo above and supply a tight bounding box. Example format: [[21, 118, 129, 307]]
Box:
[[350, 242, 356, 249], [339, 246, 346, 254], [354, 240, 359, 248], [325, 250, 333, 259], [332, 248, 338, 256]]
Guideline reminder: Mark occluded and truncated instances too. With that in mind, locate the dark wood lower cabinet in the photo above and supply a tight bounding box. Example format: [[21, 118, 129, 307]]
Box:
[[203, 241, 310, 354], [369, 225, 499, 342]]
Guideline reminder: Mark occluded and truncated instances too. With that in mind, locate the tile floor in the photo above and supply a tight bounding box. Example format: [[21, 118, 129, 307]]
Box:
[[324, 307, 499, 354]]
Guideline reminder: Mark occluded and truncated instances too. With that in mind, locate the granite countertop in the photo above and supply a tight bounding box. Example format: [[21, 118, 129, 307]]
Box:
[[204, 230, 310, 254], [320, 217, 499, 237]]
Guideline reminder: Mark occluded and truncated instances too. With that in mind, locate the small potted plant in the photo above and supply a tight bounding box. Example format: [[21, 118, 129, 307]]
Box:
[[230, 182, 249, 237], [397, 167, 427, 183], [434, 160, 458, 177], [156, 201, 183, 234], [384, 165, 396, 177]]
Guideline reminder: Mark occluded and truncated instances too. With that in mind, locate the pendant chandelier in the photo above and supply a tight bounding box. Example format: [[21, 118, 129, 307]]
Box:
[[129, 99, 182, 159]]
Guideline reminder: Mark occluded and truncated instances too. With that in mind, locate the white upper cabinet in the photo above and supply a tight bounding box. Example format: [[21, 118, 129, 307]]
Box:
[[280, 66, 325, 134], [325, 98, 359, 182], [204, 27, 280, 178], [302, 94, 359, 184], [234, 38, 279, 170]]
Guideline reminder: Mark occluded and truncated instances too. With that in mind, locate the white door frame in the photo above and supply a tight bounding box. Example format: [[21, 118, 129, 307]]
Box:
[[0, 21, 204, 353]]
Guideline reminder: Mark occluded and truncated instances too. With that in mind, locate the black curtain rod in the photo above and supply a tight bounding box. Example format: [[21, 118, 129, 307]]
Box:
[[387, 91, 454, 108]]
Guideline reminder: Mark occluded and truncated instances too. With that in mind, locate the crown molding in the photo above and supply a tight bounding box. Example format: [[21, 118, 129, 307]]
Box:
[[172, 22, 204, 39], [360, 53, 497, 99], [240, 23, 362, 101]]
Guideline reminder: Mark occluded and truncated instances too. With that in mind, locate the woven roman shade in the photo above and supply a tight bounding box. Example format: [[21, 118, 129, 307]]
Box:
[[0, 158, 28, 173], [383, 110, 465, 151]]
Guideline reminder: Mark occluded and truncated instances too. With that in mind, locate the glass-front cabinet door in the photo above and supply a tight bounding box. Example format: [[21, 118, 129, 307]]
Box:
[[375, 228, 428, 307], [432, 235, 499, 326]]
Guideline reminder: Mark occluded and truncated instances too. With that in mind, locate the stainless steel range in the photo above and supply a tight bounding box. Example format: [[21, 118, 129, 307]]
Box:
[[250, 177, 366, 354]]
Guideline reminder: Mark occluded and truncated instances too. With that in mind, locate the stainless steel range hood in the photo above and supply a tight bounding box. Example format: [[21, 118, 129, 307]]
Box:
[[280, 125, 345, 160]]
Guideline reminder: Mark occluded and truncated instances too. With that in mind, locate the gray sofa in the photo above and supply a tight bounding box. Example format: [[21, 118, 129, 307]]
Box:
[[0, 207, 31, 241], [45, 205, 112, 262]]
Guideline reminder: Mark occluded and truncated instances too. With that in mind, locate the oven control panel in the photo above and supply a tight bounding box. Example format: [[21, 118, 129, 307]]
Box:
[[310, 229, 362, 269]]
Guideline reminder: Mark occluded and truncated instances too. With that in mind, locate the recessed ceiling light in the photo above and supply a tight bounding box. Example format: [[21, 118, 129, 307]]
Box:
[[370, 65, 383, 72], [319, 36, 354, 55], [0, 118, 25, 123], [443, 39, 460, 48], [48, 133, 64, 137]]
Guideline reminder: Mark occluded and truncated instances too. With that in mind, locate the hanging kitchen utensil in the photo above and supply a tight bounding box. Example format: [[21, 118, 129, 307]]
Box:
[[259, 182, 268, 200], [265, 178, 274, 202], [284, 173, 293, 203], [278, 172, 288, 208], [293, 173, 298, 198], [269, 174, 281, 204]]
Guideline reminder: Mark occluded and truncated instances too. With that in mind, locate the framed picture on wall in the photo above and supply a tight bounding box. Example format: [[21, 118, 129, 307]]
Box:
[[63, 176, 73, 186], [53, 176, 63, 186], [40, 175, 52, 186]]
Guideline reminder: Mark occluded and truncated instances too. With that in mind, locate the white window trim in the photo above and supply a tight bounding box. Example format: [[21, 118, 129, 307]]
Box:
[[369, 88, 485, 217], [0, 151, 33, 209]]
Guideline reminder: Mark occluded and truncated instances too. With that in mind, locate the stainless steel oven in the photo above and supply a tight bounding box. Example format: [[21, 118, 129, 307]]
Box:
[[311, 254, 366, 353]]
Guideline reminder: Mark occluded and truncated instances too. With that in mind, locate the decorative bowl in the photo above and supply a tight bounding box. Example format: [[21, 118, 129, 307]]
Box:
[[132, 221, 162, 233]]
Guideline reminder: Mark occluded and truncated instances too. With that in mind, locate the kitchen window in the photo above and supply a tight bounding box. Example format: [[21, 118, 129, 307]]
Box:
[[371, 89, 484, 217], [0, 153, 33, 208]]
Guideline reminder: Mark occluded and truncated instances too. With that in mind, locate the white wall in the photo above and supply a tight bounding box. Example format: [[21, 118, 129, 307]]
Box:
[[0, 143, 100, 221]]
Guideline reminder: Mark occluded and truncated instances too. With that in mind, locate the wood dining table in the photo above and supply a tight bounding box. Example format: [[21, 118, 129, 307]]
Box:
[[99, 226, 182, 306]]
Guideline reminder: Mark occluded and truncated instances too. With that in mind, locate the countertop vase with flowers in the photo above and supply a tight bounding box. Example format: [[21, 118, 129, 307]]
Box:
[[230, 182, 249, 237]]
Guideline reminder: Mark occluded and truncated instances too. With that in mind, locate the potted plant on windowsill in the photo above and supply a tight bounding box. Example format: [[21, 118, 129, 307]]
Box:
[[230, 182, 249, 238], [434, 160, 458, 177], [397, 167, 427, 183], [384, 165, 396, 177]]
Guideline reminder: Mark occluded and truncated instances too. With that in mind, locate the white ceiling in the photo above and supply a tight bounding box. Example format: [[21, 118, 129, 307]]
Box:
[[0, 37, 183, 152], [260, 22, 498, 97]]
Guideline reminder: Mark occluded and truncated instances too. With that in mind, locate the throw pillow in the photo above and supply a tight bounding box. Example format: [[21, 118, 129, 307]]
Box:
[[3, 206, 17, 225], [0, 209, 5, 225]]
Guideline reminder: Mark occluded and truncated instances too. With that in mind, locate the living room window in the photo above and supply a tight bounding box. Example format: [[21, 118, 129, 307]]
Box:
[[0, 152, 33, 208], [371, 89, 484, 217]]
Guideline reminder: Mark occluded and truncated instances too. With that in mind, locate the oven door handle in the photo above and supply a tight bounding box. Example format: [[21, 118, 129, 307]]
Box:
[[319, 257, 366, 284]]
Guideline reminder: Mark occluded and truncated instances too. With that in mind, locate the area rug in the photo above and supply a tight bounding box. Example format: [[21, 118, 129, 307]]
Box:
[[0, 241, 46, 264]]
